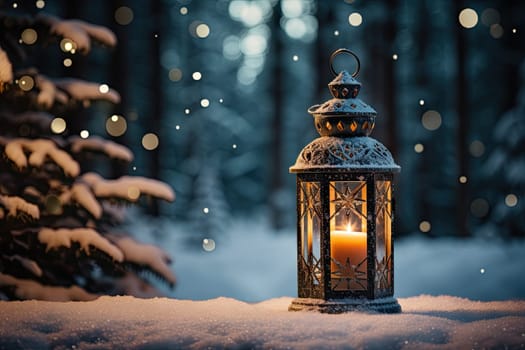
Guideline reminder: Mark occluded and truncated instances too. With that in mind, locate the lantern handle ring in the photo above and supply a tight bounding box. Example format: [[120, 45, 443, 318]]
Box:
[[330, 48, 360, 78]]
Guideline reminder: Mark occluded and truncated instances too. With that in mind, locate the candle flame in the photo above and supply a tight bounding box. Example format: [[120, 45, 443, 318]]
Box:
[[346, 223, 353, 233]]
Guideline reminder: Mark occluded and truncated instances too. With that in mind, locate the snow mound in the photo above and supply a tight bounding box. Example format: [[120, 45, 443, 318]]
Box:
[[0, 295, 523, 349]]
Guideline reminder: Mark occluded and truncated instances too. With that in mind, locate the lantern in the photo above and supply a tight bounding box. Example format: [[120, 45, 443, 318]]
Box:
[[289, 49, 401, 313]]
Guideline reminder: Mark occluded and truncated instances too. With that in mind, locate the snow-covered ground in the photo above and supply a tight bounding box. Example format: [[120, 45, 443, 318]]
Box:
[[1, 295, 524, 349], [129, 216, 525, 302]]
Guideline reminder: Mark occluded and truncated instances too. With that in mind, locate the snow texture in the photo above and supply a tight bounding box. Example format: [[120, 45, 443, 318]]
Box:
[[66, 182, 102, 218], [81, 172, 175, 202], [38, 228, 124, 262], [0, 295, 523, 349], [291, 136, 400, 171], [4, 138, 80, 177], [69, 135, 133, 162]]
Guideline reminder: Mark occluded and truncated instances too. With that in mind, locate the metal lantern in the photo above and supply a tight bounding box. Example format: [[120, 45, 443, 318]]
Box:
[[288, 49, 401, 313]]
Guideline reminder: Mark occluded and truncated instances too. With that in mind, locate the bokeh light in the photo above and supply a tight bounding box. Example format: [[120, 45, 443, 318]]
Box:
[[419, 99, 425, 106], [99, 84, 109, 94], [192, 71, 202, 81], [45, 195, 62, 215], [392, 54, 398, 60], [459, 176, 468, 184], [490, 24, 504, 39], [127, 186, 140, 201], [115, 6, 134, 25], [421, 110, 442, 131], [414, 143, 424, 153], [470, 198, 490, 218], [51, 117, 67, 134], [60, 38, 75, 52], [196, 23, 210, 38], [21, 28, 37, 45], [180, 7, 188, 15], [142, 133, 159, 150], [18, 75, 34, 91], [348, 12, 363, 27], [203, 207, 209, 214], [63, 58, 72, 67], [106, 115, 127, 137], [505, 194, 518, 207], [459, 8, 478, 29], [292, 55, 299, 61], [80, 130, 89, 139], [202, 238, 216, 252], [169, 68, 182, 82], [200, 99, 210, 108], [419, 221, 431, 233], [469, 140, 485, 157], [184, 108, 190, 115], [35, 0, 45, 9]]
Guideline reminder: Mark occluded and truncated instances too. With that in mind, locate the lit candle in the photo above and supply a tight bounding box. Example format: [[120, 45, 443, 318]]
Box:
[[330, 224, 367, 273]]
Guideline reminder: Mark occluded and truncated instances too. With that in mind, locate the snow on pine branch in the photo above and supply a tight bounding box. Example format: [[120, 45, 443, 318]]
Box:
[[0, 273, 96, 301], [0, 195, 39, 221], [69, 135, 133, 162], [53, 79, 120, 106], [2, 255, 42, 277], [60, 182, 102, 219], [0, 47, 13, 86], [37, 14, 117, 54], [111, 236, 176, 286], [38, 228, 124, 262], [3, 138, 80, 177], [81, 173, 175, 203]]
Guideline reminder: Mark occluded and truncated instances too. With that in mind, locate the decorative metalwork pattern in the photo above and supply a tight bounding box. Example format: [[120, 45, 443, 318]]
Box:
[[331, 256, 367, 291], [375, 181, 392, 219], [329, 181, 366, 221], [291, 136, 400, 172], [299, 182, 322, 221], [375, 255, 392, 291]]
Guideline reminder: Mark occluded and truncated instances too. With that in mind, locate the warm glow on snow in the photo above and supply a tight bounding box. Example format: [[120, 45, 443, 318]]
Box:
[[142, 133, 159, 150], [21, 28, 37, 45], [348, 12, 362, 27], [50, 117, 67, 134], [459, 8, 478, 29], [106, 115, 127, 137]]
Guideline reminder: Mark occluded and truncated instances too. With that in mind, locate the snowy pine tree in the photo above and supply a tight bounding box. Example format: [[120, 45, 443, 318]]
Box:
[[0, 11, 176, 300], [481, 60, 525, 238]]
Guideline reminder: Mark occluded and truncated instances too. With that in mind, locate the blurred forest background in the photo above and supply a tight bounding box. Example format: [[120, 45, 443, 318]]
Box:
[[5, 0, 525, 240]]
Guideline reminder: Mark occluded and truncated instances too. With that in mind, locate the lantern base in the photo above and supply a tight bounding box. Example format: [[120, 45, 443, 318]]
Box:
[[288, 297, 401, 314]]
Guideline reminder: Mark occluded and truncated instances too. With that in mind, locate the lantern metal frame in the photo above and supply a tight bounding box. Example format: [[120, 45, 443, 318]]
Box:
[[288, 49, 401, 313]]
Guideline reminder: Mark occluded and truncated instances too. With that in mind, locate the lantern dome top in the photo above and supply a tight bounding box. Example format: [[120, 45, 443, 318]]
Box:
[[308, 49, 377, 138], [290, 136, 400, 173]]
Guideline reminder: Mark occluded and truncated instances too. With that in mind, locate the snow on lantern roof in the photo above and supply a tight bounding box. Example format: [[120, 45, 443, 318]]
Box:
[[290, 136, 400, 172]]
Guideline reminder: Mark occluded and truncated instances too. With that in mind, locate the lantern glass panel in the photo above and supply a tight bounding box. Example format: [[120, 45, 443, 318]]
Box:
[[375, 180, 393, 292], [329, 181, 367, 291], [299, 181, 322, 285]]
